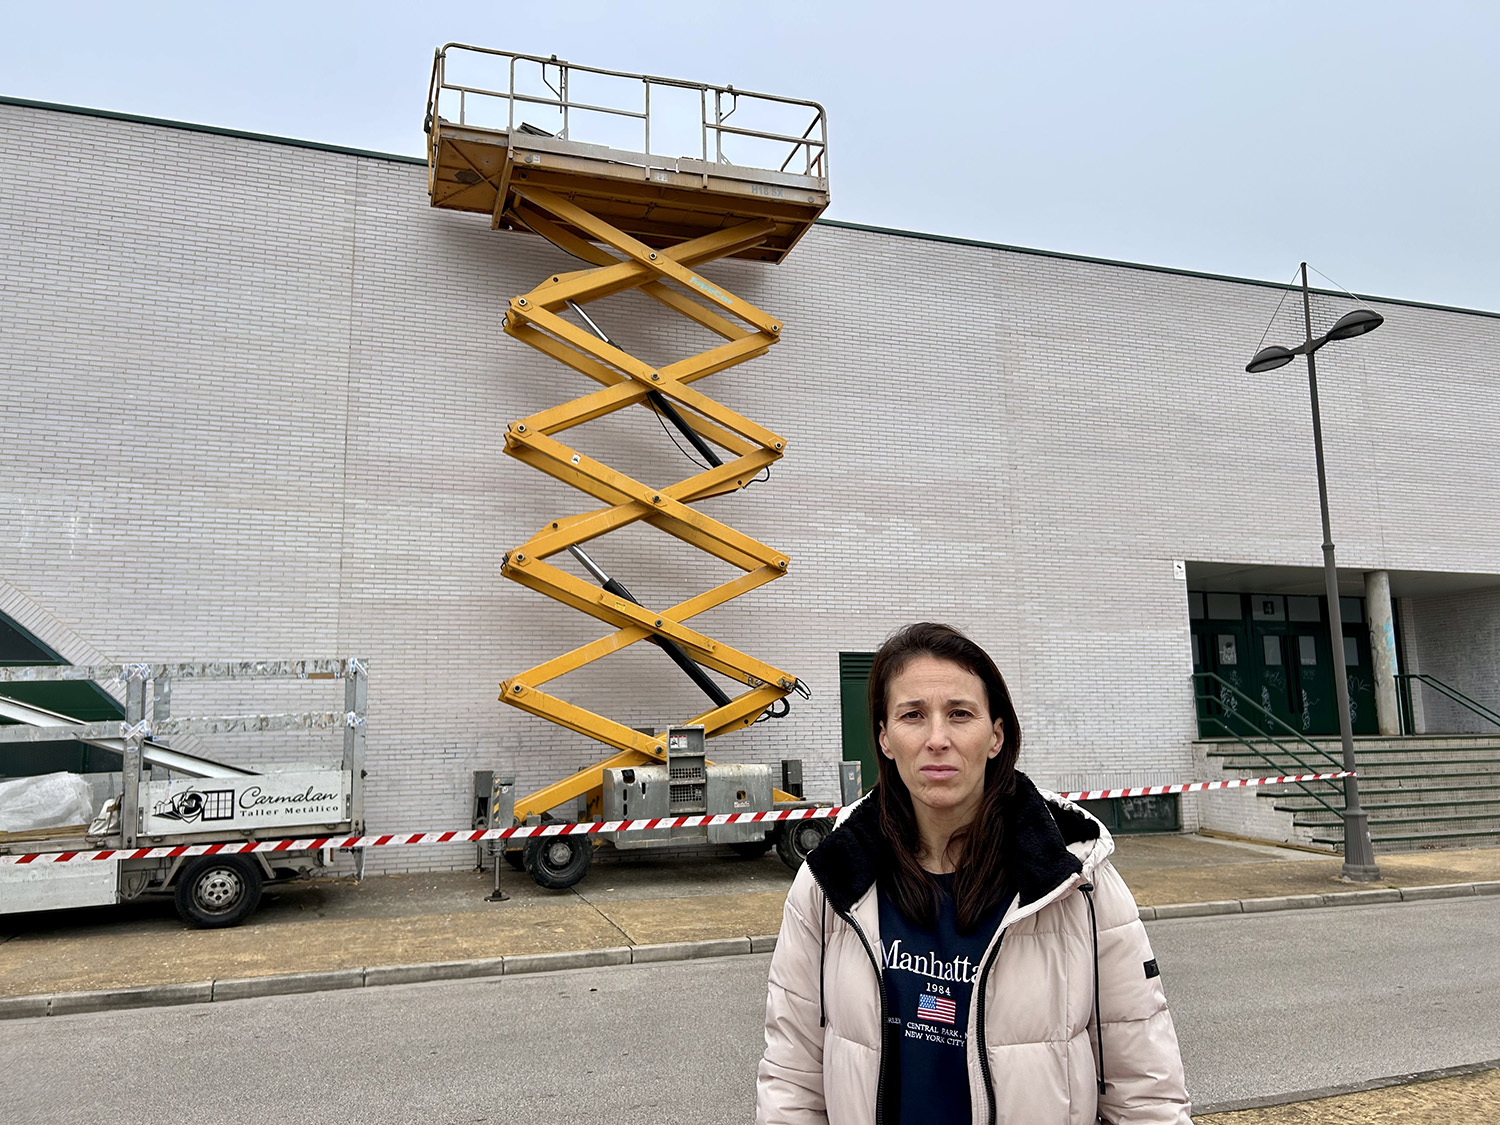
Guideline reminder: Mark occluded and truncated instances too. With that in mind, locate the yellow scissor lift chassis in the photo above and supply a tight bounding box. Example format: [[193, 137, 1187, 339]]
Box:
[[426, 46, 834, 887]]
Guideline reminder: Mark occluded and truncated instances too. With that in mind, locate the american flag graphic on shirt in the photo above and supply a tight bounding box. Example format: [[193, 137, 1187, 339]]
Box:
[[916, 993, 957, 1025]]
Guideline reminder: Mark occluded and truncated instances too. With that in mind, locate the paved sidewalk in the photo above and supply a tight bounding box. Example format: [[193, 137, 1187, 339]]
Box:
[[2, 832, 1496, 1008]]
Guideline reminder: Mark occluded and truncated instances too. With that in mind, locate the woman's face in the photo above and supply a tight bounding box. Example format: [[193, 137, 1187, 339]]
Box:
[[878, 654, 1003, 824]]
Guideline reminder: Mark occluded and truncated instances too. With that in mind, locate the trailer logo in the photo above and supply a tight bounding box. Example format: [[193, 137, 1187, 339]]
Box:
[[152, 788, 236, 823], [237, 785, 341, 816]]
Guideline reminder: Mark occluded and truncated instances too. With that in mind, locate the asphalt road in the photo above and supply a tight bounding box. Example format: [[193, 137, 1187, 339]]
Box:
[[1155, 897, 1500, 1105], [2, 897, 1496, 1124]]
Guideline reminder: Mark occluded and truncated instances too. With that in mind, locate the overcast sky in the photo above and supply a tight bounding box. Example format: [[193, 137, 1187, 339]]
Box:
[[5, 1, 1498, 313]]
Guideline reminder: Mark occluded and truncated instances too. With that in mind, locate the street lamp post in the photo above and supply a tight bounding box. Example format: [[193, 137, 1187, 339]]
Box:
[[1246, 263, 1383, 881]]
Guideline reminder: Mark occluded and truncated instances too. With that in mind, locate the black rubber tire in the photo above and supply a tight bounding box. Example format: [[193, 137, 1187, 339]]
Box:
[[174, 855, 263, 928], [775, 817, 831, 870], [729, 836, 774, 859], [503, 848, 526, 871], [524, 834, 594, 890]]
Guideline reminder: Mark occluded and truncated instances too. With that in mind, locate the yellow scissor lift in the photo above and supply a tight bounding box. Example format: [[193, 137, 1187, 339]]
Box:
[[425, 46, 833, 887]]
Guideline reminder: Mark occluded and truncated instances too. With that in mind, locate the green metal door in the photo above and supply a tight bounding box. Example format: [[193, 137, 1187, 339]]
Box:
[[1339, 601, 1378, 735], [1287, 595, 1377, 735], [1191, 592, 1252, 736], [1285, 595, 1338, 734], [1287, 628, 1334, 734], [1190, 591, 1379, 738], [1247, 595, 1299, 733], [839, 652, 877, 795]]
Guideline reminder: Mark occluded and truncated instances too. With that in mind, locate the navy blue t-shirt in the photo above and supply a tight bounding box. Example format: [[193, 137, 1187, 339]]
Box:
[[878, 872, 1011, 1124]]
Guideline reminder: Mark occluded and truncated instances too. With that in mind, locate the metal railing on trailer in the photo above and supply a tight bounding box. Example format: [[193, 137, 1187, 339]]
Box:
[[0, 659, 367, 927]]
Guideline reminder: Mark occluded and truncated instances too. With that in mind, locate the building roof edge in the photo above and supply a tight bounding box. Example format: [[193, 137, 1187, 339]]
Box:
[[0, 94, 426, 167], [4, 94, 1495, 321], [814, 222, 1500, 321]]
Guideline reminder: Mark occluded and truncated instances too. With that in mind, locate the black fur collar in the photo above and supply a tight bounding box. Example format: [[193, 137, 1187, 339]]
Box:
[[805, 771, 1097, 916]]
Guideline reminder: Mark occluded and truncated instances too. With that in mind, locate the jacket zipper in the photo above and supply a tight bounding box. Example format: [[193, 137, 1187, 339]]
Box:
[[974, 929, 1005, 1125], [972, 873, 1091, 1125], [808, 870, 890, 1125]]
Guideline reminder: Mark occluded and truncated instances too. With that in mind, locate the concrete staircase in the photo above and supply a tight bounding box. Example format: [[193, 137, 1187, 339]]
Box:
[[1201, 736, 1500, 852]]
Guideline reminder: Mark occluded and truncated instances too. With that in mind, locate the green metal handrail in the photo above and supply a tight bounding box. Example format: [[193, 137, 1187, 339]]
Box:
[[1395, 673, 1500, 735], [1193, 671, 1342, 758], [1191, 671, 1345, 820]]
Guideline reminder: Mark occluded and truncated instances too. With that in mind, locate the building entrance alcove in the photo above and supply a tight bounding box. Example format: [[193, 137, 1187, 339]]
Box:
[[1189, 589, 1376, 738], [1187, 564, 1500, 851]]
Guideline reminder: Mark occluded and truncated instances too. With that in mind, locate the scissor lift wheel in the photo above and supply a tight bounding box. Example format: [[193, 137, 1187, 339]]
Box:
[[523, 835, 595, 890]]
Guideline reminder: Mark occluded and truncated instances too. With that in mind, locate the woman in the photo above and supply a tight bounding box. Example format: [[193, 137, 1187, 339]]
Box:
[[757, 622, 1192, 1124]]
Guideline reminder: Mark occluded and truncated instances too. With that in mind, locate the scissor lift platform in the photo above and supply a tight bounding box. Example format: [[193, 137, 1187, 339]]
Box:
[[425, 46, 829, 262], [423, 47, 833, 887]]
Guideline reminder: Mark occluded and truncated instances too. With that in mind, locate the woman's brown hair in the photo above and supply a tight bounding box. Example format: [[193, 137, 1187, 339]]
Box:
[[868, 621, 1021, 931]]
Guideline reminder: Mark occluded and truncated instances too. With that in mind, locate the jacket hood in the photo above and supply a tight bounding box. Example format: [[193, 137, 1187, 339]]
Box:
[[809, 771, 1111, 917]]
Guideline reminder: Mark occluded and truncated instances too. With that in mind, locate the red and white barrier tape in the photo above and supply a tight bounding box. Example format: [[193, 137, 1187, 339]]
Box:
[[1, 771, 1352, 866], [1058, 770, 1353, 801]]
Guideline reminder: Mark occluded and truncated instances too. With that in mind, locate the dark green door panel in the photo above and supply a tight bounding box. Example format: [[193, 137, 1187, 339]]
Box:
[[839, 652, 876, 795], [1190, 590, 1378, 738]]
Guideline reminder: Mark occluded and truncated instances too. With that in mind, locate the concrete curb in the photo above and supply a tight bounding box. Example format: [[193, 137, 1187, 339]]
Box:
[[631, 937, 752, 963], [5, 880, 1496, 1020], [0, 937, 767, 1021], [49, 980, 213, 1015], [1194, 1056, 1500, 1115], [363, 957, 504, 987], [1135, 879, 1500, 921], [502, 947, 632, 975], [213, 968, 365, 1003]]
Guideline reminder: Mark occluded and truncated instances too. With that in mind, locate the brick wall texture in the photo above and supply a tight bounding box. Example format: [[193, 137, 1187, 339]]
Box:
[[1402, 588, 1500, 733], [3, 102, 1498, 868]]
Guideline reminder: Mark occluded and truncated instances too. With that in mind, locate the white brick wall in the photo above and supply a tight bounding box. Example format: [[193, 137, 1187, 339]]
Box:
[[4, 101, 1499, 867], [1402, 588, 1500, 732]]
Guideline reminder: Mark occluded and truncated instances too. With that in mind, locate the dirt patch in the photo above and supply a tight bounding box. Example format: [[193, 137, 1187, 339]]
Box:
[[1199, 1066, 1500, 1124], [590, 891, 787, 944]]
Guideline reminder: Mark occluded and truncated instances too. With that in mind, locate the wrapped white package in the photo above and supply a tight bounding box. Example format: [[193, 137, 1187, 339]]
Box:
[[89, 795, 122, 837], [0, 772, 97, 833]]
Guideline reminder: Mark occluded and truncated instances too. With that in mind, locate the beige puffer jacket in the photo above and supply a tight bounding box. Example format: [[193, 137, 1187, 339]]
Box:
[[757, 774, 1192, 1125]]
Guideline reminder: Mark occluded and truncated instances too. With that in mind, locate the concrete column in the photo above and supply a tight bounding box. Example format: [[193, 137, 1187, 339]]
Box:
[[1398, 596, 1426, 734], [1365, 570, 1401, 735]]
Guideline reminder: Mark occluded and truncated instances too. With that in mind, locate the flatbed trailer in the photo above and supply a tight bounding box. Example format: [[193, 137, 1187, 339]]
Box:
[[0, 659, 366, 927]]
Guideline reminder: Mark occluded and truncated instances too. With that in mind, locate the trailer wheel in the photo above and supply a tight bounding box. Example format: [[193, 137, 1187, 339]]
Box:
[[175, 855, 263, 928], [729, 836, 773, 859], [524, 834, 593, 890], [775, 817, 831, 870]]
